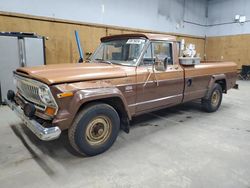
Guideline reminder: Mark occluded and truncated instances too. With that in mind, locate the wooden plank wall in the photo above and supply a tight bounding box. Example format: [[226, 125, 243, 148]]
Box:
[[0, 12, 205, 65], [206, 35, 250, 69]]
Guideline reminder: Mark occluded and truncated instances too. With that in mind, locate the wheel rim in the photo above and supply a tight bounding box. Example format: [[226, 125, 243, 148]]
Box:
[[85, 116, 112, 146], [211, 90, 220, 106]]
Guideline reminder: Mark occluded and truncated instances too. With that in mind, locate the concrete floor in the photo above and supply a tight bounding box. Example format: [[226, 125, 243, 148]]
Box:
[[0, 80, 250, 188]]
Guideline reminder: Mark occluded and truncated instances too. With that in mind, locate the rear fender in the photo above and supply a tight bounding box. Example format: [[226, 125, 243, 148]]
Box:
[[205, 74, 226, 99]]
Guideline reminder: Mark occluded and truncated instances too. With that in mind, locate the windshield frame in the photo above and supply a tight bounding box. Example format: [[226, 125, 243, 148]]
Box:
[[90, 38, 150, 67]]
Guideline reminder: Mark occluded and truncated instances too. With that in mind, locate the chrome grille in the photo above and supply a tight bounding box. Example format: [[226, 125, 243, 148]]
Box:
[[15, 75, 45, 110], [18, 82, 40, 101]]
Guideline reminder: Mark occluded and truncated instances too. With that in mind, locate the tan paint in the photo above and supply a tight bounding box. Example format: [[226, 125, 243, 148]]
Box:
[[16, 63, 129, 85]]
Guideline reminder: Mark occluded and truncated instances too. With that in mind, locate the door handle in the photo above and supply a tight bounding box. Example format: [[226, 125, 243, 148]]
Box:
[[187, 79, 192, 87]]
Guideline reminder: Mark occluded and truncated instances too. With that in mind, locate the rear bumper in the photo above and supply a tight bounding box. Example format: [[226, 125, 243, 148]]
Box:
[[6, 99, 61, 141]]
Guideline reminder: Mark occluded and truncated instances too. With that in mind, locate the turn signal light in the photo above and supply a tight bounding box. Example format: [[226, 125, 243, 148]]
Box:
[[45, 107, 56, 116], [57, 92, 73, 99]]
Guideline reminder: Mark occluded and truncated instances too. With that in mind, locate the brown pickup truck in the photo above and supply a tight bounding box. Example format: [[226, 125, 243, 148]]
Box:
[[7, 33, 237, 156]]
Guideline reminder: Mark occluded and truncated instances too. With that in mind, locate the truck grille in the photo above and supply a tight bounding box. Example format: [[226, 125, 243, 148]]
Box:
[[15, 75, 46, 110]]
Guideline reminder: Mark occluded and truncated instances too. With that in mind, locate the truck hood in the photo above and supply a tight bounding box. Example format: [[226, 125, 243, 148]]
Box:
[[16, 62, 127, 85]]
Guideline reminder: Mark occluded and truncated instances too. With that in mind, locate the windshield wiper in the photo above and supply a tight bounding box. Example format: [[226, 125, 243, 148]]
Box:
[[94, 59, 113, 65]]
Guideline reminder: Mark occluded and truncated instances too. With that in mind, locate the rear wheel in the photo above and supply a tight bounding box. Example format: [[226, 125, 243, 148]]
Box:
[[202, 83, 223, 112], [68, 103, 120, 156]]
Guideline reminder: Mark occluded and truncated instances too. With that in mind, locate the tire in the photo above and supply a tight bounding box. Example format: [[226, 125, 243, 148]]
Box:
[[68, 103, 120, 156], [202, 83, 223, 113]]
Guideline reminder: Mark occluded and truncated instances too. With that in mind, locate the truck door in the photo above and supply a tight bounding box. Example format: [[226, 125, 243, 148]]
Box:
[[134, 41, 184, 113]]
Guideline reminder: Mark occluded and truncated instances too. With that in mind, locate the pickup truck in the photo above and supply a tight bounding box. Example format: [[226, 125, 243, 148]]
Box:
[[7, 33, 237, 156]]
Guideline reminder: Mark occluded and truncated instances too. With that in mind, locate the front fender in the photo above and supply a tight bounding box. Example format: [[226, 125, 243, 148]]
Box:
[[70, 87, 131, 119], [53, 87, 131, 130]]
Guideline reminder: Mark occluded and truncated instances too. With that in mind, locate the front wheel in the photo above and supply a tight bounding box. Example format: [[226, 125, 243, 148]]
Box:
[[202, 83, 223, 113], [68, 103, 120, 156]]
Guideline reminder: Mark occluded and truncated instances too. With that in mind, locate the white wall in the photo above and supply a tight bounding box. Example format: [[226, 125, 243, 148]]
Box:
[[207, 0, 250, 36], [0, 0, 207, 37]]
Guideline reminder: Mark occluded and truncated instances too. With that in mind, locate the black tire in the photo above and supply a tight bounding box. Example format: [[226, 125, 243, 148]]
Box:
[[202, 83, 223, 113], [68, 103, 120, 156]]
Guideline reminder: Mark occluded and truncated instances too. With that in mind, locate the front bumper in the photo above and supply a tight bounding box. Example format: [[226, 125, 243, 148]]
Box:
[[6, 99, 61, 141]]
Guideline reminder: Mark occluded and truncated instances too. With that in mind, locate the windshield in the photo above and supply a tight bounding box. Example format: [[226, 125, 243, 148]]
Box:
[[91, 38, 146, 66]]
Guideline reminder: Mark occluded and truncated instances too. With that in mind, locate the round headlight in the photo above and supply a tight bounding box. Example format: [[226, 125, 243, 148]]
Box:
[[38, 86, 53, 105]]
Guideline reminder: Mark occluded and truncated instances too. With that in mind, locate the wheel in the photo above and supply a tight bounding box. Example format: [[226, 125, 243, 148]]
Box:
[[202, 83, 223, 113], [68, 103, 120, 156]]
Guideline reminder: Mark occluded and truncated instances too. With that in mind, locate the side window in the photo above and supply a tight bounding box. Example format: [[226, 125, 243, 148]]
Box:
[[142, 43, 154, 65], [152, 42, 173, 65]]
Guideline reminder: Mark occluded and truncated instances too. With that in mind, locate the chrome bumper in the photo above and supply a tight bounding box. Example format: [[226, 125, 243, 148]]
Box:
[[6, 99, 61, 141]]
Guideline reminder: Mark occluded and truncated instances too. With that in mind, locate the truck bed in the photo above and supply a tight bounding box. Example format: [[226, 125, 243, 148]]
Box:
[[182, 61, 237, 102]]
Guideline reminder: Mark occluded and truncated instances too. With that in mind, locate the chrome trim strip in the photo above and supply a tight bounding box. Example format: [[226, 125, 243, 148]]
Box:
[[128, 94, 182, 107], [116, 77, 183, 87], [6, 99, 61, 141]]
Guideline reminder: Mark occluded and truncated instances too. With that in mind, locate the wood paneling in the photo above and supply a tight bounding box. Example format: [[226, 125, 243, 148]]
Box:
[[206, 35, 250, 69], [0, 12, 205, 65], [0, 15, 106, 64]]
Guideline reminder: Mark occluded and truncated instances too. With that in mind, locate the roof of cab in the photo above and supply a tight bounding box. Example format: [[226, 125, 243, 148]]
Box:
[[101, 33, 176, 42]]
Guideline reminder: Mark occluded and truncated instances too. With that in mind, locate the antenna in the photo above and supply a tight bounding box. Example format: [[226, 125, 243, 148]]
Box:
[[74, 30, 84, 63]]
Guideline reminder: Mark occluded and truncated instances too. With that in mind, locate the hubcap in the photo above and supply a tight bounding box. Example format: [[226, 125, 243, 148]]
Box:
[[211, 90, 220, 106], [85, 116, 112, 146]]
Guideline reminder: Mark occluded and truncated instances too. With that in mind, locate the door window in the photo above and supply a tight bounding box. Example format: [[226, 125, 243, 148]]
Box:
[[142, 42, 173, 66], [152, 42, 173, 65]]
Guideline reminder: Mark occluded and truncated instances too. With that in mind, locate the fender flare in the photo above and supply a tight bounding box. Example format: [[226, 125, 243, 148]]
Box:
[[70, 87, 131, 120], [205, 74, 226, 99]]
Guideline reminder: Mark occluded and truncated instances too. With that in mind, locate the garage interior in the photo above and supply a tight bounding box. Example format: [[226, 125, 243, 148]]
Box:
[[0, 0, 250, 187]]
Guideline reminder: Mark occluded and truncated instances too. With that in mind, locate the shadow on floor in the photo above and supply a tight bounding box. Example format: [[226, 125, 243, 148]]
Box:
[[9, 101, 203, 174], [130, 100, 202, 126]]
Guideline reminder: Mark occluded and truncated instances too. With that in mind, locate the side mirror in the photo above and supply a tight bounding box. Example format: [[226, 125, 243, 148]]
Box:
[[86, 52, 92, 60], [154, 57, 169, 71]]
